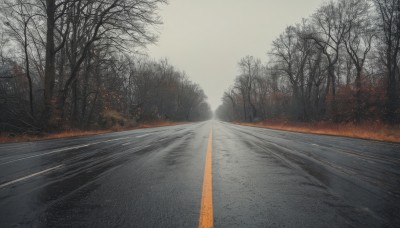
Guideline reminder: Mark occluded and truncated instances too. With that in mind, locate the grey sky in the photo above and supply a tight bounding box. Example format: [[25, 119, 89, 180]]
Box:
[[148, 0, 325, 110]]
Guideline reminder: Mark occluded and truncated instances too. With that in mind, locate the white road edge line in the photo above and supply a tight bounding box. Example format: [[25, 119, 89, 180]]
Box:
[[0, 144, 92, 166], [136, 134, 152, 138], [103, 136, 131, 142], [0, 165, 64, 189], [0, 136, 132, 166]]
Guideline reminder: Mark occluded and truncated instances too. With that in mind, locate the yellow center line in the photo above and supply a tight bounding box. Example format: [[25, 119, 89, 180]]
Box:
[[199, 129, 213, 228]]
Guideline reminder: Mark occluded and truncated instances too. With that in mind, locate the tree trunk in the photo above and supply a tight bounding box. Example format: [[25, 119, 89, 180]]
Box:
[[81, 52, 91, 127], [328, 65, 338, 121], [43, 0, 56, 128], [24, 21, 34, 117], [241, 91, 247, 121], [386, 62, 398, 123], [355, 68, 362, 123]]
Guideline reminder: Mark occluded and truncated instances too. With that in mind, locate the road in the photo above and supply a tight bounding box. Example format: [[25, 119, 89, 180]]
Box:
[[0, 120, 399, 227]]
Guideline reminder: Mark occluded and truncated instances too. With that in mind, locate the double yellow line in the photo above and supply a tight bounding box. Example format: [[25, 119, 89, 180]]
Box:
[[199, 129, 214, 228]]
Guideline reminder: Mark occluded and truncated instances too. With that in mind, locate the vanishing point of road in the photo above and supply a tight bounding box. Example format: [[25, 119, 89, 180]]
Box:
[[0, 121, 399, 227]]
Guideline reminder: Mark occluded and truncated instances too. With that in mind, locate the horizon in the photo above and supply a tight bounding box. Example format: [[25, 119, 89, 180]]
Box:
[[148, 0, 325, 110]]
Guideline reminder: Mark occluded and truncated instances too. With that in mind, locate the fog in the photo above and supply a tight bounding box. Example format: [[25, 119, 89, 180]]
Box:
[[148, 0, 326, 110]]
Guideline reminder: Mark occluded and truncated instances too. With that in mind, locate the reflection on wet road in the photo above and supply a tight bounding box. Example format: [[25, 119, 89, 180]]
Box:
[[0, 120, 399, 227]]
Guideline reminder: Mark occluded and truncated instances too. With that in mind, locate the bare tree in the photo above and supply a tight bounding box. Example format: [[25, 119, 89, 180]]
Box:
[[343, 0, 375, 122], [1, 0, 39, 117], [304, 0, 355, 119], [270, 23, 316, 120], [374, 0, 400, 122], [237, 56, 261, 121]]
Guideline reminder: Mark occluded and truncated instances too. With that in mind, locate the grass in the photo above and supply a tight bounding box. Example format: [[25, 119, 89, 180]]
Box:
[[235, 120, 400, 143], [136, 120, 189, 129], [0, 120, 187, 144]]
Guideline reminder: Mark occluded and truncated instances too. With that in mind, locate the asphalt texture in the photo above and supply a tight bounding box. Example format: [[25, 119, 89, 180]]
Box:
[[0, 120, 399, 227]]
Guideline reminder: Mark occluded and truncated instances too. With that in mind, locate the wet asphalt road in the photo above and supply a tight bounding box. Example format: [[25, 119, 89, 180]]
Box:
[[0, 120, 399, 227]]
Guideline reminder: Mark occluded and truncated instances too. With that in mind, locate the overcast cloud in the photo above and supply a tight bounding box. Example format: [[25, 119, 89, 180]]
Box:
[[148, 0, 326, 110]]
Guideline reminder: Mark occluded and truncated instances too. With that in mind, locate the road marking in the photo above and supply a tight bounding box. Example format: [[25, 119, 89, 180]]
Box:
[[0, 165, 63, 189], [0, 136, 132, 166], [103, 136, 131, 142], [0, 144, 91, 166], [199, 129, 213, 228], [136, 134, 152, 138], [122, 142, 131, 146]]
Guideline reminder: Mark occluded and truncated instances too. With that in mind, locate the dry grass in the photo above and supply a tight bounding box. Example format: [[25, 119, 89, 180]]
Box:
[[0, 120, 188, 144], [137, 120, 190, 129], [235, 120, 400, 143], [0, 130, 111, 143]]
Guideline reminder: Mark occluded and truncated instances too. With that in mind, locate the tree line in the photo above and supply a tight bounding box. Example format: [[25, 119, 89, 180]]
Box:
[[216, 0, 400, 124], [0, 0, 211, 133]]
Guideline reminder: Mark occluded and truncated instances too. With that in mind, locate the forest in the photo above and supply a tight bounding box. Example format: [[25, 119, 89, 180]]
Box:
[[0, 0, 212, 134], [216, 0, 400, 125]]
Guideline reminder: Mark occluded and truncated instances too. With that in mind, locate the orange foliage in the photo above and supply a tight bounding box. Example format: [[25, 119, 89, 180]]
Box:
[[236, 120, 400, 143], [137, 120, 189, 128], [0, 121, 187, 143]]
